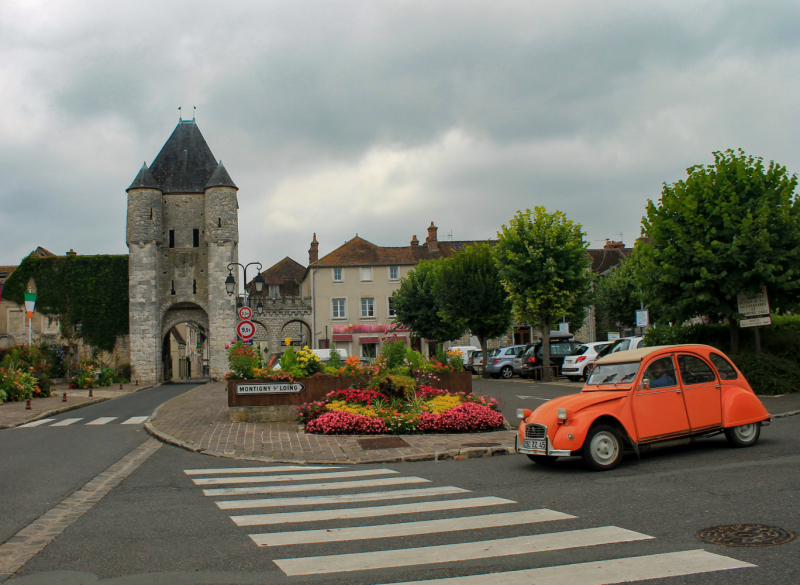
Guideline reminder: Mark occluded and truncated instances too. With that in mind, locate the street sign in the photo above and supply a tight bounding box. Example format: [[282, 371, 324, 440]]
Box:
[[236, 320, 255, 339], [238, 306, 252, 320], [607, 332, 620, 341], [558, 322, 569, 333], [636, 310, 649, 328], [740, 316, 772, 328], [737, 286, 770, 317], [236, 382, 305, 395]]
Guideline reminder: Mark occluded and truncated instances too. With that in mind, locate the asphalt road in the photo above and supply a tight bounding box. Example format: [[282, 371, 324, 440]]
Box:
[[2, 378, 797, 584]]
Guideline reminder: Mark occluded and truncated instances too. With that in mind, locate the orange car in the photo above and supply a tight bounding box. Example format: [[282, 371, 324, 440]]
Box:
[[516, 344, 771, 471]]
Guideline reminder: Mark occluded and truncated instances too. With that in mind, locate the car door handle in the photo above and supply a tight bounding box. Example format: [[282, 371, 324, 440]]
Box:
[[676, 389, 682, 393]]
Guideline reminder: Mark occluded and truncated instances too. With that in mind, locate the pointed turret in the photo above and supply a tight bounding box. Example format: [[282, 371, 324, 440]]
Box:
[[126, 163, 159, 192], [148, 120, 218, 193], [205, 161, 237, 189]]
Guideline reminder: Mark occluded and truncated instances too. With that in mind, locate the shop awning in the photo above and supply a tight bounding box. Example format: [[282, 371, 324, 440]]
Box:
[[332, 334, 352, 342]]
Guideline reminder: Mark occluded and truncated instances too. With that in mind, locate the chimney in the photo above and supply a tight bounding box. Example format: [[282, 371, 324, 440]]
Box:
[[66, 249, 77, 256], [427, 222, 438, 252], [410, 235, 419, 247], [604, 239, 625, 251], [308, 233, 319, 264]]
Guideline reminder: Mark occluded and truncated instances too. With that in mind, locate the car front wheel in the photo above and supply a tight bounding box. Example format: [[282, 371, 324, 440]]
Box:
[[581, 424, 623, 471], [500, 366, 513, 379], [724, 422, 761, 448]]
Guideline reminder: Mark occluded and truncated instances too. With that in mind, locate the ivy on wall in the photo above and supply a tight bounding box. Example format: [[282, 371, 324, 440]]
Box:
[[3, 255, 129, 351]]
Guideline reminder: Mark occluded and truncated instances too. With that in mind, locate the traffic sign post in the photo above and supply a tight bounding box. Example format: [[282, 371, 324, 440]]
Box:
[[238, 306, 252, 320], [635, 310, 649, 329], [738, 286, 770, 355], [237, 320, 255, 340]]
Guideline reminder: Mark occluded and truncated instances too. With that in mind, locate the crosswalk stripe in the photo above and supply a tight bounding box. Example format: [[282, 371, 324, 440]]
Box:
[[203, 476, 430, 497], [121, 416, 149, 425], [185, 465, 342, 475], [233, 496, 515, 527], [86, 417, 117, 425], [192, 469, 397, 486], [380, 549, 755, 585], [50, 418, 83, 426], [18, 419, 54, 428], [273, 526, 653, 576], [250, 509, 575, 546], [216, 486, 469, 510]]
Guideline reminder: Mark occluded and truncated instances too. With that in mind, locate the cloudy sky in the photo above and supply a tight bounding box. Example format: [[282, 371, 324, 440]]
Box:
[[1, 0, 798, 269]]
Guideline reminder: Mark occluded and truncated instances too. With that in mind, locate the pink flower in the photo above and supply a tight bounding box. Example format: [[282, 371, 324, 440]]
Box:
[[224, 344, 229, 349]]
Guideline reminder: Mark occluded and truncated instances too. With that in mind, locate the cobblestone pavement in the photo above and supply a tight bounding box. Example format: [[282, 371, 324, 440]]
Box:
[[147, 382, 516, 464], [0, 383, 157, 429]]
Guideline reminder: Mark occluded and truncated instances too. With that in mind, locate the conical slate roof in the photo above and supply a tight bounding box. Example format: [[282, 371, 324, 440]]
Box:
[[148, 121, 219, 193], [205, 161, 237, 189], [126, 163, 159, 192]]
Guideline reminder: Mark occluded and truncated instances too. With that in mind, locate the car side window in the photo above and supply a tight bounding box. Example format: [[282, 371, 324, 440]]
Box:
[[709, 353, 738, 380], [642, 357, 678, 389], [677, 355, 717, 385]]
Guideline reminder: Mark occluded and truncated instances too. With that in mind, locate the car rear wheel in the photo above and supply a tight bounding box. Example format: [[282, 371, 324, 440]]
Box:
[[500, 366, 513, 379], [527, 455, 559, 465], [581, 424, 623, 471], [724, 422, 761, 448]]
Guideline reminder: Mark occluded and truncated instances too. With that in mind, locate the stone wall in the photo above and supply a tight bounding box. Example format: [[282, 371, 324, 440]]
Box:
[[127, 241, 159, 382]]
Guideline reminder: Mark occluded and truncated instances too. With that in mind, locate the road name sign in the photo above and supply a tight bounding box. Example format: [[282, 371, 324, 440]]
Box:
[[737, 286, 770, 317], [236, 320, 255, 339], [238, 306, 252, 320], [236, 382, 305, 395], [740, 316, 773, 328]]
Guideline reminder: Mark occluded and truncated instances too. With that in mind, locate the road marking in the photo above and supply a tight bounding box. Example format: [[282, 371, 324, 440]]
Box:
[[516, 395, 552, 401], [86, 417, 117, 425], [216, 486, 469, 510], [233, 496, 515, 527], [17, 419, 54, 428], [274, 526, 653, 576], [193, 469, 398, 486], [185, 465, 342, 475], [0, 439, 162, 581], [251, 509, 575, 546], [121, 416, 149, 425], [203, 476, 430, 497], [50, 418, 83, 426], [380, 549, 755, 584]]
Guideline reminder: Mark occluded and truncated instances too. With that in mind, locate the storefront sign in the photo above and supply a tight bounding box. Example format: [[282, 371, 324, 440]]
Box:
[[236, 382, 306, 395]]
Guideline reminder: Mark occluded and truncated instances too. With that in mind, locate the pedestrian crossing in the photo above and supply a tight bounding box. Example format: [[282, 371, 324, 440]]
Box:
[[183, 464, 755, 583], [18, 416, 149, 428]]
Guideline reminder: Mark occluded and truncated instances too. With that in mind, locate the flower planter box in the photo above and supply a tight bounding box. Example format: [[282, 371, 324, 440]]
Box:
[[227, 371, 472, 423]]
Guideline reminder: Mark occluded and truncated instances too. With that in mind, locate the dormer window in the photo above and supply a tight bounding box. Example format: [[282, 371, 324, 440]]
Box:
[[269, 284, 280, 297]]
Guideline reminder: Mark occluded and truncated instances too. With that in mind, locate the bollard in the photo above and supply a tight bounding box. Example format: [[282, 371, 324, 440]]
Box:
[[62, 391, 68, 402], [135, 380, 139, 386], [89, 388, 93, 397], [120, 383, 123, 390], [25, 399, 32, 410]]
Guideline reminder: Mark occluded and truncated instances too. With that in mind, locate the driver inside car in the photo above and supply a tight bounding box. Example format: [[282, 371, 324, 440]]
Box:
[[645, 358, 676, 389]]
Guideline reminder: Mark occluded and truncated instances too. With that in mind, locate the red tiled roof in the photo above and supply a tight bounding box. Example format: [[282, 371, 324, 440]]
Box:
[[587, 247, 631, 275], [311, 237, 493, 267], [258, 257, 306, 285], [0, 266, 16, 284], [30, 247, 57, 258]]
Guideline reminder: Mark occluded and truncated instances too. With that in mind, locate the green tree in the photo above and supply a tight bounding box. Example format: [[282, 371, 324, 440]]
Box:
[[434, 244, 513, 378], [391, 260, 465, 345], [495, 208, 593, 381], [639, 149, 800, 351], [595, 251, 643, 330]]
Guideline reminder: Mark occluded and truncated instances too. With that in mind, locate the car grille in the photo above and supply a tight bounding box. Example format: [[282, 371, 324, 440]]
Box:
[[525, 423, 547, 440]]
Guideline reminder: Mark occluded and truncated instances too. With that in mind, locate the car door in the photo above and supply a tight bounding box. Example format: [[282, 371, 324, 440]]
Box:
[[632, 355, 691, 442], [677, 353, 722, 431]]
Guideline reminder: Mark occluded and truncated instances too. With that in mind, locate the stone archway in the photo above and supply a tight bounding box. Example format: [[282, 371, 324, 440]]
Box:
[[159, 303, 209, 382]]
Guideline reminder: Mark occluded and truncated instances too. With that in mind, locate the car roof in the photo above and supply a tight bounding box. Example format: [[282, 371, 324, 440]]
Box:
[[596, 344, 721, 364]]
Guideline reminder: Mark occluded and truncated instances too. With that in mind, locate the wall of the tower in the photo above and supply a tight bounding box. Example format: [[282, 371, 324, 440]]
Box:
[[159, 194, 209, 308]]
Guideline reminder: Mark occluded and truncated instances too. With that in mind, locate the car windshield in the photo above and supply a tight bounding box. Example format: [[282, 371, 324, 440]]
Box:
[[586, 362, 640, 387], [570, 345, 589, 356]]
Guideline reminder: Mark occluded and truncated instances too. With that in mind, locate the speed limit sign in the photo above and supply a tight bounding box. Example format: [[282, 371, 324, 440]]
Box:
[[236, 320, 255, 339], [238, 306, 252, 320]]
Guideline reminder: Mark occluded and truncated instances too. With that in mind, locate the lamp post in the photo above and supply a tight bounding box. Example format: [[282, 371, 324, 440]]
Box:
[[225, 262, 265, 312]]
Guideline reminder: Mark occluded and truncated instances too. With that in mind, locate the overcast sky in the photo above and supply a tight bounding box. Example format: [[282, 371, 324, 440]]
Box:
[[1, 0, 798, 269]]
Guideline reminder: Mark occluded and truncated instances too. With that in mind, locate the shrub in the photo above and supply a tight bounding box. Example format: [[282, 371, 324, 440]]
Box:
[[446, 349, 465, 372], [70, 363, 96, 389], [417, 402, 504, 433], [327, 342, 342, 369], [227, 340, 261, 379], [0, 368, 38, 401], [729, 352, 800, 396], [380, 340, 408, 370], [305, 411, 387, 434]]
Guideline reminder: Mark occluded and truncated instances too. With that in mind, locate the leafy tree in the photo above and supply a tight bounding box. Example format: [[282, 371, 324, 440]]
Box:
[[595, 251, 643, 330], [433, 244, 513, 378], [391, 260, 465, 345], [495, 208, 593, 381], [639, 149, 800, 351]]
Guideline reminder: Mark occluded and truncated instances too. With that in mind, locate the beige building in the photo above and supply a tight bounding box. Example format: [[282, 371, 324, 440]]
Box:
[[164, 322, 207, 380]]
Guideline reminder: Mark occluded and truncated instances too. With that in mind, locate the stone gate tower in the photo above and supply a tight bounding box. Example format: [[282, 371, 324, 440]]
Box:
[[126, 120, 238, 382]]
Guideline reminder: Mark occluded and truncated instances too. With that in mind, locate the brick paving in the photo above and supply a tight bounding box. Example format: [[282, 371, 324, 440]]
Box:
[[0, 383, 156, 429], [148, 382, 517, 464]]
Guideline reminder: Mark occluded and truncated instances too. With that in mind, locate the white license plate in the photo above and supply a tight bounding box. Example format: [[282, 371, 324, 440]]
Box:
[[524, 439, 546, 450]]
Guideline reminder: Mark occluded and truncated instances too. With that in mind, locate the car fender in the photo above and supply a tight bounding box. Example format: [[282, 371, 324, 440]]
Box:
[[551, 407, 634, 452], [722, 387, 770, 428]]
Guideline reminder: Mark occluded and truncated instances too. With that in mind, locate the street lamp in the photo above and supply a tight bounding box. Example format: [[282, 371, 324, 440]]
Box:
[[224, 271, 236, 296], [256, 300, 264, 315], [225, 261, 264, 310]]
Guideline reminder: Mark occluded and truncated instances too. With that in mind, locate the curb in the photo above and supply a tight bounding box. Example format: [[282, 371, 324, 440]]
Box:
[[773, 409, 800, 419], [145, 381, 517, 465], [0, 384, 157, 430]]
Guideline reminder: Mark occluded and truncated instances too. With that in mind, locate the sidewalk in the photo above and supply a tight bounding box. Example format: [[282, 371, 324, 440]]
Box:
[[0, 383, 156, 429], [147, 382, 517, 464]]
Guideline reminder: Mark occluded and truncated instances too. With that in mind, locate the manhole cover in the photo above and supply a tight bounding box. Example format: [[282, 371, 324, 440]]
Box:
[[460, 442, 501, 448], [357, 436, 411, 450], [697, 524, 796, 547]]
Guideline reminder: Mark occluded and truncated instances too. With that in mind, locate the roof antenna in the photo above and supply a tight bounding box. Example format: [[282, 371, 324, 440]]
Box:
[[193, 106, 196, 121], [446, 230, 453, 241], [178, 106, 182, 122]]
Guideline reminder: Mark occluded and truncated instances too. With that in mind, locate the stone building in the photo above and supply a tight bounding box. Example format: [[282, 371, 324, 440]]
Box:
[[126, 120, 238, 382]]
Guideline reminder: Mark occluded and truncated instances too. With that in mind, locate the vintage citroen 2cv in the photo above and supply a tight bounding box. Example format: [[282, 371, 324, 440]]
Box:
[[516, 345, 771, 471]]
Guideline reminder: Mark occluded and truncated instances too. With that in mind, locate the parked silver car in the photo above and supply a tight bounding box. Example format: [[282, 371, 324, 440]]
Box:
[[485, 344, 528, 379]]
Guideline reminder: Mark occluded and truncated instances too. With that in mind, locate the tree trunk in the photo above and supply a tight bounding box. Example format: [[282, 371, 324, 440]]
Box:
[[542, 318, 552, 383], [728, 316, 740, 353], [479, 335, 490, 379]]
